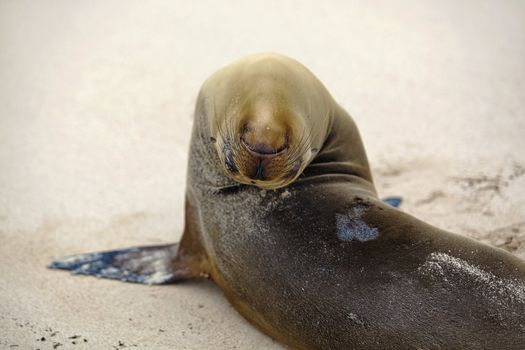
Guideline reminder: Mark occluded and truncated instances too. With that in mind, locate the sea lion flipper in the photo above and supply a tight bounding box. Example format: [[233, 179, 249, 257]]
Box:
[[382, 196, 402, 208], [49, 196, 210, 284], [48, 243, 197, 285]]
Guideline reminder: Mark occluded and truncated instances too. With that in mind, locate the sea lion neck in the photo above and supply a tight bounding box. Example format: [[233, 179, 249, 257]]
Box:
[[303, 103, 376, 191]]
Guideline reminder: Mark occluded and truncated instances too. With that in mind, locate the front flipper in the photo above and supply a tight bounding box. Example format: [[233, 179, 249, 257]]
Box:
[[48, 244, 197, 285]]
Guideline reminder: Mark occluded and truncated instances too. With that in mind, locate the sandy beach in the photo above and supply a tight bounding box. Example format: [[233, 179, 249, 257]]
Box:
[[1, 1, 524, 348]]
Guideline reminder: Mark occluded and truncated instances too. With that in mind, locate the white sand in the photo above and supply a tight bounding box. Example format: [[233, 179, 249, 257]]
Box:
[[1, 0, 524, 348]]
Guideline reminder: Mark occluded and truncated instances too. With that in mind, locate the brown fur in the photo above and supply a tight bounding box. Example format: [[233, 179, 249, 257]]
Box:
[[174, 53, 525, 349]]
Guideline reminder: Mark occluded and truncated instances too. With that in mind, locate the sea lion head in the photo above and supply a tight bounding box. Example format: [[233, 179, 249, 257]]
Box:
[[211, 99, 320, 190], [205, 53, 333, 189]]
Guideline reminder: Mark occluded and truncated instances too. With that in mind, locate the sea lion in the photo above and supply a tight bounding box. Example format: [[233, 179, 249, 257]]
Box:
[[50, 53, 525, 349]]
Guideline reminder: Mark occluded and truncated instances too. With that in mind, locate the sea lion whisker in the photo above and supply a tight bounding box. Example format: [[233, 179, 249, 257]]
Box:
[[287, 124, 313, 164], [284, 124, 308, 161]]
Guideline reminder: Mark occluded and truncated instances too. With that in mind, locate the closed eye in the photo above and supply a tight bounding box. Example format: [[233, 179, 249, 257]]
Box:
[[223, 141, 238, 173], [225, 156, 237, 172]]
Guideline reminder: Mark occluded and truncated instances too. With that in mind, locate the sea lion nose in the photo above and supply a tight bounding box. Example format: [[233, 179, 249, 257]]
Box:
[[241, 123, 288, 156]]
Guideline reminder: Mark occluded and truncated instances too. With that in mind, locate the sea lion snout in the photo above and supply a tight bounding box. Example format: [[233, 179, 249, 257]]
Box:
[[240, 121, 289, 156], [215, 115, 313, 188], [218, 134, 303, 188], [230, 120, 296, 183]]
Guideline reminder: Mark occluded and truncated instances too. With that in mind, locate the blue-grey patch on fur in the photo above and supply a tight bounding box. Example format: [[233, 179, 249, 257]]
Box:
[[335, 207, 378, 242]]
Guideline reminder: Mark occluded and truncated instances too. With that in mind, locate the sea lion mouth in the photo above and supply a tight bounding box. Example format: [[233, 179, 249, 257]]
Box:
[[216, 136, 309, 189], [240, 133, 289, 156]]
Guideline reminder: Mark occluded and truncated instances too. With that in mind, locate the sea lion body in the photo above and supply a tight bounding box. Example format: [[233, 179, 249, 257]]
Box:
[[51, 54, 525, 349], [194, 184, 525, 349]]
